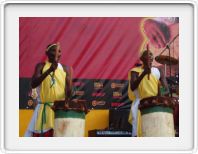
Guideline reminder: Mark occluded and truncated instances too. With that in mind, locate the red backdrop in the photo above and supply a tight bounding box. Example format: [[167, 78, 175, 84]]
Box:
[[19, 17, 144, 79], [19, 17, 179, 109]]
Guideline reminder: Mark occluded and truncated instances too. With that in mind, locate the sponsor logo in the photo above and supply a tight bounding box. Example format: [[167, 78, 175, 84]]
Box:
[[75, 90, 85, 96], [94, 82, 103, 89], [92, 100, 106, 107], [111, 102, 125, 107], [92, 92, 105, 97], [111, 83, 125, 89], [113, 91, 122, 98], [27, 99, 34, 107]]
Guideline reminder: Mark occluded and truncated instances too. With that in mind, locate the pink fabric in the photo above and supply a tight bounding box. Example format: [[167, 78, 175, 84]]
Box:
[[19, 17, 144, 79], [19, 17, 179, 79]]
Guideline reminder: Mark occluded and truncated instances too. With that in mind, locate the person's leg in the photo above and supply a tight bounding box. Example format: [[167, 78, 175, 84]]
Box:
[[131, 100, 139, 137]]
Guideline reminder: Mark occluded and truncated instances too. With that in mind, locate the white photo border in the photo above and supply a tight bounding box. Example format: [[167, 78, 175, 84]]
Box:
[[1, 0, 197, 154]]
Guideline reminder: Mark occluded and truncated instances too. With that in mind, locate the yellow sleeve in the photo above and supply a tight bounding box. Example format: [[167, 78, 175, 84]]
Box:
[[128, 66, 142, 101]]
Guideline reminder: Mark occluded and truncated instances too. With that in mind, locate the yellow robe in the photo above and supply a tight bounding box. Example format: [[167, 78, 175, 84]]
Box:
[[128, 66, 160, 137], [35, 61, 66, 131]]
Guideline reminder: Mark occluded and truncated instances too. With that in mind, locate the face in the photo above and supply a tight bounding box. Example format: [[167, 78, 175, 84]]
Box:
[[47, 45, 62, 63], [141, 51, 154, 67]]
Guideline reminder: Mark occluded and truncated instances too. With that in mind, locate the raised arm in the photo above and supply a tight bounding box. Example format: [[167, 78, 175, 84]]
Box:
[[130, 67, 150, 91], [31, 62, 57, 88]]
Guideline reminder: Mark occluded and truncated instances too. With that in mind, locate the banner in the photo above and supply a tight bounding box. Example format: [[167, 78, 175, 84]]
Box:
[[19, 17, 179, 109]]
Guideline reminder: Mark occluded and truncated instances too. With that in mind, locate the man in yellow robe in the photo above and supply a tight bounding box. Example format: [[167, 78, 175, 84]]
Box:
[[25, 43, 72, 137], [128, 50, 169, 137]]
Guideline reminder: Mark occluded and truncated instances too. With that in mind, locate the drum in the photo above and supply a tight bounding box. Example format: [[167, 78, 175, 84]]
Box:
[[139, 96, 176, 137], [53, 100, 87, 137]]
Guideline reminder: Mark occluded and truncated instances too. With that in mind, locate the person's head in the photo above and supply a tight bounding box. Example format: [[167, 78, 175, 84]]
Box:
[[46, 43, 61, 63], [140, 50, 154, 67]]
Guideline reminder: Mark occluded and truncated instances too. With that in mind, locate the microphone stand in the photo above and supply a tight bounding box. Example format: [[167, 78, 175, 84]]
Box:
[[158, 34, 179, 97], [167, 45, 172, 97], [159, 34, 179, 56]]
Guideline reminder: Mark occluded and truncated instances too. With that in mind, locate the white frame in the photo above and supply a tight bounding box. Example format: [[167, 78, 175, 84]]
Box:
[[1, 1, 197, 154]]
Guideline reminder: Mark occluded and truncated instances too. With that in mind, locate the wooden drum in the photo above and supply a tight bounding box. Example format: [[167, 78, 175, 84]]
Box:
[[53, 100, 88, 137], [139, 96, 176, 137]]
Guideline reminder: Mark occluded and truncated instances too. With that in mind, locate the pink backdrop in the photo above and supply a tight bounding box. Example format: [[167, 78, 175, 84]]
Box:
[[19, 17, 179, 109], [20, 17, 145, 79]]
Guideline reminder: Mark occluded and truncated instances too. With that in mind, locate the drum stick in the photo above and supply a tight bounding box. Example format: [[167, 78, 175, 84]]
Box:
[[53, 42, 60, 75], [147, 44, 150, 80]]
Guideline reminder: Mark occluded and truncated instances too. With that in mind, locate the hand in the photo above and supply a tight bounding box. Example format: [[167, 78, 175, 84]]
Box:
[[143, 66, 151, 75], [51, 105, 56, 111], [64, 103, 69, 110], [49, 62, 58, 72], [64, 99, 70, 110]]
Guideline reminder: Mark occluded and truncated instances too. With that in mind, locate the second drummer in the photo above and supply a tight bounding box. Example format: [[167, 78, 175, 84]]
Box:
[[128, 49, 169, 137]]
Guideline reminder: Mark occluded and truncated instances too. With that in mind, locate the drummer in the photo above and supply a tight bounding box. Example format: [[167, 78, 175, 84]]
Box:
[[25, 43, 72, 137], [128, 49, 169, 137]]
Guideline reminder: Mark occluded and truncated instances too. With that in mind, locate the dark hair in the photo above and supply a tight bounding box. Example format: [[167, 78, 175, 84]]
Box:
[[158, 22, 170, 42], [140, 50, 153, 61], [145, 19, 171, 43], [46, 44, 57, 53]]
